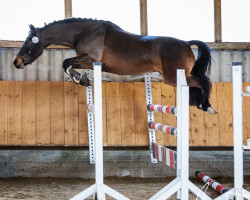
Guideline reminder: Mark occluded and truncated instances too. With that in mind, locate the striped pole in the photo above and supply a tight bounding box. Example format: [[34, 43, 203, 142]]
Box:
[[152, 143, 177, 169], [147, 104, 177, 116], [195, 171, 229, 194], [148, 121, 177, 136]]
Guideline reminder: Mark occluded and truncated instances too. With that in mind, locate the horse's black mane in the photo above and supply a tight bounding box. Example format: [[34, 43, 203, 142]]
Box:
[[43, 18, 112, 29]]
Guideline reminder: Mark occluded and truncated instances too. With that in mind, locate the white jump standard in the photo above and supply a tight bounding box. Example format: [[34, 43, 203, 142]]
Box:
[[146, 70, 212, 200], [86, 69, 95, 164], [70, 63, 129, 200], [213, 62, 250, 200]]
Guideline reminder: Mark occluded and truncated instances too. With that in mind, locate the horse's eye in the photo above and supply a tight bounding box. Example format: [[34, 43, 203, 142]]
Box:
[[32, 37, 39, 43]]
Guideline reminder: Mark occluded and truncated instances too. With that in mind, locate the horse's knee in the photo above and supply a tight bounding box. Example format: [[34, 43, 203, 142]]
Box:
[[63, 59, 78, 73], [63, 59, 70, 71]]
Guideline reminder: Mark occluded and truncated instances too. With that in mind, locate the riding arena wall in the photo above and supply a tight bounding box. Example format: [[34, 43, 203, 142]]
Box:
[[0, 42, 250, 178]]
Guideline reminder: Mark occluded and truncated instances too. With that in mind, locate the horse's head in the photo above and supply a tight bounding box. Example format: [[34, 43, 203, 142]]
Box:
[[13, 24, 45, 69]]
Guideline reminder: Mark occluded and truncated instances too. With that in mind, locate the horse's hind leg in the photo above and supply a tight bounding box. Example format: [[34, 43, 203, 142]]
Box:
[[186, 75, 218, 114]]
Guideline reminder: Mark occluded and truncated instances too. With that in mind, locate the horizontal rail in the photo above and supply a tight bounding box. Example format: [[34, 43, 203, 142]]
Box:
[[148, 121, 177, 136], [147, 104, 177, 116], [152, 142, 177, 169]]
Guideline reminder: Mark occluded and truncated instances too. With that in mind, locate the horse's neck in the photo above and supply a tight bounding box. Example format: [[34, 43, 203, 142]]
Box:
[[42, 23, 88, 48]]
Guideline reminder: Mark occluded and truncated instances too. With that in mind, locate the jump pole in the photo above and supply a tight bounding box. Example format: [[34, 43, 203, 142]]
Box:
[[70, 63, 129, 200]]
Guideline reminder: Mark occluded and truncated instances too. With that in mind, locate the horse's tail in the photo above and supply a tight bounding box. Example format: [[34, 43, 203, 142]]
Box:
[[188, 40, 212, 110]]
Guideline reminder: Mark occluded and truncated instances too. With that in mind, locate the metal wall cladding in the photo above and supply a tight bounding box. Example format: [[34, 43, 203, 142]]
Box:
[[0, 47, 75, 82], [1, 47, 250, 82]]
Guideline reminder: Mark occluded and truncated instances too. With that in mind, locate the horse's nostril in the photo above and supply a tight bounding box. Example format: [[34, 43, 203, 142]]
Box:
[[13, 55, 24, 69], [13, 59, 18, 66]]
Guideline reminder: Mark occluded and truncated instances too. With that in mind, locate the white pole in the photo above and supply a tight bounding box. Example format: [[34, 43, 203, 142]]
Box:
[[180, 85, 189, 200], [232, 62, 244, 190], [93, 62, 105, 199], [177, 69, 189, 199], [176, 69, 188, 199]]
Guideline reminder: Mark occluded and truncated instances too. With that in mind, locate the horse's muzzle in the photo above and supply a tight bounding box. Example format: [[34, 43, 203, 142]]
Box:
[[13, 55, 25, 69]]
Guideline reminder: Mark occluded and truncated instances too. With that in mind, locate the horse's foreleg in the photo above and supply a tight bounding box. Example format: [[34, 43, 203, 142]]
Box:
[[63, 54, 95, 71], [62, 54, 95, 86]]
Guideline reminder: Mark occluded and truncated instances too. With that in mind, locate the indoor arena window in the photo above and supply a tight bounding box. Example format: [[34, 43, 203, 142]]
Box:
[[0, 0, 64, 41], [72, 0, 140, 35], [222, 0, 250, 42], [147, 0, 214, 42]]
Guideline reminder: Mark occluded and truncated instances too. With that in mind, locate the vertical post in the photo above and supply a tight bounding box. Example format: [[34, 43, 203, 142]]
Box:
[[93, 62, 105, 199], [232, 62, 244, 191], [180, 86, 189, 200], [177, 70, 188, 199], [140, 0, 148, 35], [214, 0, 222, 42], [145, 74, 157, 163], [64, 0, 72, 18], [86, 70, 95, 164]]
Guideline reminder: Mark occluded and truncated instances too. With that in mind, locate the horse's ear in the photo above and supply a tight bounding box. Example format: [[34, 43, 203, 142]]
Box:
[[29, 24, 36, 34]]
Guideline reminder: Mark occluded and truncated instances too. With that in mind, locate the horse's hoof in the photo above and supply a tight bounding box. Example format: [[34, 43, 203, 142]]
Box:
[[80, 73, 92, 86], [74, 73, 92, 86], [207, 106, 218, 114]]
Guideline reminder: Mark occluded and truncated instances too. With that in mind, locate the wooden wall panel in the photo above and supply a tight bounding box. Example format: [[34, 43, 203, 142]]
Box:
[[22, 82, 37, 145], [204, 83, 220, 146], [151, 83, 163, 145], [120, 83, 136, 146], [102, 84, 107, 145], [189, 106, 206, 146], [243, 83, 250, 144], [106, 82, 121, 146], [0, 82, 8, 145], [64, 82, 79, 146], [78, 86, 88, 146], [161, 83, 177, 146], [0, 81, 248, 147], [7, 82, 22, 145], [51, 82, 64, 145], [37, 82, 51, 145], [190, 107, 206, 146], [134, 82, 148, 146], [217, 83, 233, 146]]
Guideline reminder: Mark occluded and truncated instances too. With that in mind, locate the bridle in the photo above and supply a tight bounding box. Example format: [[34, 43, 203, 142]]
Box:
[[20, 36, 39, 64]]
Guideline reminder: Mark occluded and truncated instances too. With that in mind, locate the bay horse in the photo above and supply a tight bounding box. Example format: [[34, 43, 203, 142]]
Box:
[[13, 18, 217, 114]]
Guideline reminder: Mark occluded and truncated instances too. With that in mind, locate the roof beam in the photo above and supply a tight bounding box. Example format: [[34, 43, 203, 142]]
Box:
[[64, 0, 72, 18], [140, 0, 148, 35], [214, 0, 222, 42]]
